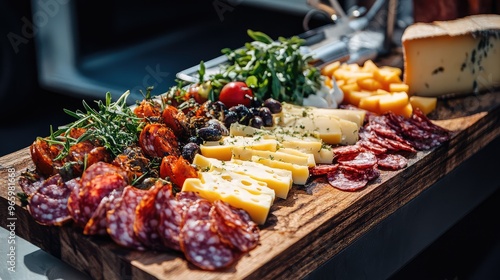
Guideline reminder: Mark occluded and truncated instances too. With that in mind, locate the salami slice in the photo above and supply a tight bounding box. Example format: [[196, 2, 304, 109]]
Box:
[[309, 164, 339, 176], [80, 162, 128, 186], [28, 192, 71, 226], [180, 200, 236, 270], [327, 169, 368, 192], [67, 178, 85, 227], [358, 140, 387, 155], [337, 152, 377, 169], [84, 189, 123, 235], [377, 154, 408, 170], [210, 200, 259, 252], [332, 145, 361, 158], [157, 184, 188, 251], [107, 186, 147, 250], [134, 181, 169, 250], [78, 173, 127, 225]]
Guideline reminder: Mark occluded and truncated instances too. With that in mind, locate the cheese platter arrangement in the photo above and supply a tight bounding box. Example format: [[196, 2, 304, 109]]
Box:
[[1, 14, 499, 280]]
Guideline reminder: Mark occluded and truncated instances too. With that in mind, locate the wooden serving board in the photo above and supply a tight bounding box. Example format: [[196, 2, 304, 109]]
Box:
[[1, 90, 499, 280]]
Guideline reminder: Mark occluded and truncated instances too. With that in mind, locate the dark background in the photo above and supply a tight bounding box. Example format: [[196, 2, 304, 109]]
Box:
[[1, 1, 499, 279]]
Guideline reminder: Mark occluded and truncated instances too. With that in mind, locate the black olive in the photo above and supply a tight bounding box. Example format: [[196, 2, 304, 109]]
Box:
[[188, 136, 203, 145], [197, 126, 222, 141], [249, 107, 260, 116], [224, 111, 238, 128], [249, 116, 264, 128], [182, 142, 201, 163], [207, 119, 229, 136], [263, 98, 282, 114], [250, 97, 262, 108], [259, 107, 274, 127], [211, 101, 227, 112]]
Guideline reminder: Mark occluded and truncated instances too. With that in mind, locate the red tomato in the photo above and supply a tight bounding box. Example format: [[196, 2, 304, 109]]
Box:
[[218, 81, 253, 108]]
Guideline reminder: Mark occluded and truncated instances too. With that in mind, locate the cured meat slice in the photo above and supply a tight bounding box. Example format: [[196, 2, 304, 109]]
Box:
[[210, 200, 259, 252], [377, 154, 408, 170], [28, 192, 72, 225], [84, 189, 123, 235], [332, 145, 362, 158], [80, 162, 129, 186], [134, 181, 169, 250], [358, 140, 387, 155], [27, 174, 74, 226], [338, 152, 377, 169], [139, 123, 180, 158], [309, 164, 339, 176], [156, 183, 186, 250], [180, 200, 236, 270], [107, 186, 147, 250], [67, 178, 85, 227], [78, 173, 127, 225], [327, 169, 368, 192]]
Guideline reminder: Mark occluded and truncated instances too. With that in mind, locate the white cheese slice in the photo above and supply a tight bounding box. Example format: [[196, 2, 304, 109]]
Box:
[[402, 14, 500, 97], [231, 146, 312, 167]]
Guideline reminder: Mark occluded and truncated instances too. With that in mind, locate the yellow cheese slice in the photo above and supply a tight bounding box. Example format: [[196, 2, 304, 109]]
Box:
[[402, 14, 500, 97], [231, 146, 311, 167], [192, 154, 293, 199], [251, 156, 310, 185], [200, 136, 278, 161], [280, 103, 366, 127], [182, 170, 274, 225]]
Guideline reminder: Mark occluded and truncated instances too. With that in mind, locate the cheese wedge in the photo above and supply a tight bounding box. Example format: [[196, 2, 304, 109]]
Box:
[[402, 14, 500, 97], [192, 154, 293, 199], [200, 136, 278, 161], [182, 170, 274, 224], [251, 156, 310, 185]]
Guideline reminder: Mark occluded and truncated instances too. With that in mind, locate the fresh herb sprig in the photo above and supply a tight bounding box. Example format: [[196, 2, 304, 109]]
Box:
[[46, 91, 144, 160], [208, 30, 323, 104]]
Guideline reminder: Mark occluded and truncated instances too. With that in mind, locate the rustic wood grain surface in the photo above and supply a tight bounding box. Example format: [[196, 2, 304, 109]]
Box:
[[1, 89, 499, 280]]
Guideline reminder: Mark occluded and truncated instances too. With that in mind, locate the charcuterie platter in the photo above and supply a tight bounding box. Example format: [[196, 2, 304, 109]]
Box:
[[1, 15, 500, 279]]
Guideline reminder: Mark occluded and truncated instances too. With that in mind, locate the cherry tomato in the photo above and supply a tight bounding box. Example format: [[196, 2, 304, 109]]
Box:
[[218, 81, 253, 108], [186, 81, 211, 104]]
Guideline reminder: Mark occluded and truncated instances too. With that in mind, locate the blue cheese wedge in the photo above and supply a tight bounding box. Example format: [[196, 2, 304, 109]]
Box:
[[402, 14, 500, 97]]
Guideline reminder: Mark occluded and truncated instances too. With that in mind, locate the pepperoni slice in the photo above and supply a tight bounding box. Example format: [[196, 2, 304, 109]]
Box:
[[180, 200, 236, 270], [309, 164, 339, 176], [134, 181, 169, 250], [377, 154, 408, 170], [332, 145, 361, 157], [210, 200, 259, 252], [337, 152, 377, 169], [107, 186, 147, 250]]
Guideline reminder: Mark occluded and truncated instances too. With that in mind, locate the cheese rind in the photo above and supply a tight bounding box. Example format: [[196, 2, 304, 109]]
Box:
[[402, 14, 500, 97]]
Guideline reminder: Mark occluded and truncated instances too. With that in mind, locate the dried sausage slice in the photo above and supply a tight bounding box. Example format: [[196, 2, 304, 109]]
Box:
[[28, 192, 72, 226], [338, 152, 377, 169], [107, 186, 147, 250], [134, 181, 169, 250], [83, 189, 122, 235], [180, 200, 236, 270], [377, 154, 408, 170], [327, 169, 368, 192], [210, 200, 260, 252]]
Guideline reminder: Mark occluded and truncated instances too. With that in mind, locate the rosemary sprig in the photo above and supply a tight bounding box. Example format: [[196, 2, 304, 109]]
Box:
[[46, 91, 144, 160]]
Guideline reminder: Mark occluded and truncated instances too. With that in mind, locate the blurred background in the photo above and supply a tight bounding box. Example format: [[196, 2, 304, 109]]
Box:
[[0, 0, 499, 279]]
